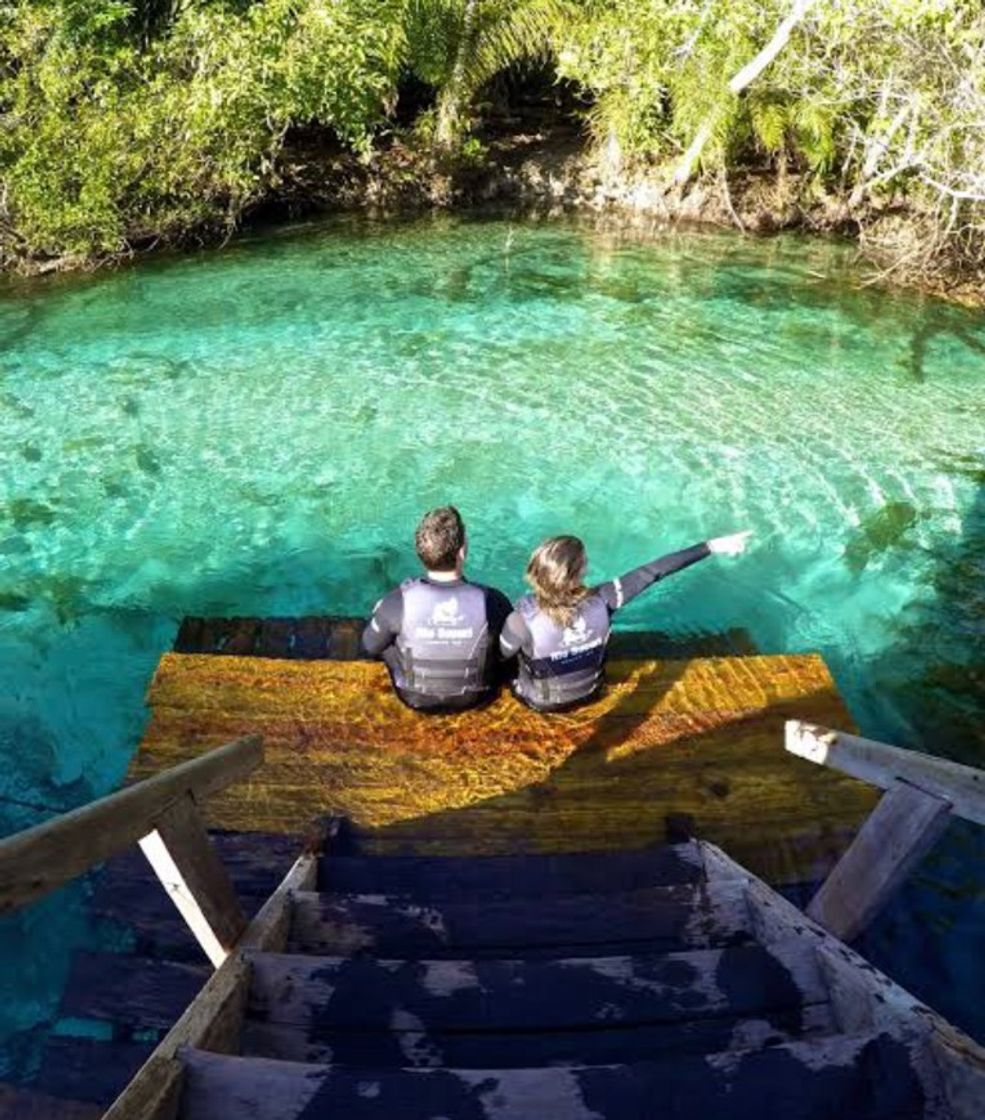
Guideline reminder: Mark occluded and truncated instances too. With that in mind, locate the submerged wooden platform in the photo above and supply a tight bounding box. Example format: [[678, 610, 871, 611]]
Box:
[[129, 638, 880, 885]]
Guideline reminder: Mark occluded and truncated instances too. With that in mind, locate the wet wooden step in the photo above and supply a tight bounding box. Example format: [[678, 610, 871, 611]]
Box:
[[318, 841, 706, 900], [289, 879, 751, 959], [243, 1001, 838, 1069], [179, 1032, 929, 1120], [244, 944, 828, 1041]]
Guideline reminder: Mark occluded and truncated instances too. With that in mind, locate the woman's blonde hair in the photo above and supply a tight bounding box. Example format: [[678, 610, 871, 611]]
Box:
[[525, 535, 590, 627]]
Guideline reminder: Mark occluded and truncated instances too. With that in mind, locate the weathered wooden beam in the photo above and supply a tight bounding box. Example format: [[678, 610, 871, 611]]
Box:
[[931, 1023, 985, 1120], [0, 735, 262, 914], [804, 778, 952, 942], [91, 1056, 184, 1120], [139, 794, 247, 968], [703, 839, 985, 1120], [786, 720, 985, 826], [103, 844, 318, 1120]]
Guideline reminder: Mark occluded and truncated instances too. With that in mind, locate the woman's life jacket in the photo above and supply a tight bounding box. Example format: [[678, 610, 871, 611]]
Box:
[[362, 576, 513, 711], [510, 592, 612, 709], [500, 541, 711, 712]]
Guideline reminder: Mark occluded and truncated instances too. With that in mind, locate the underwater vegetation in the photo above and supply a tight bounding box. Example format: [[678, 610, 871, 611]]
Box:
[[1, 499, 57, 533], [843, 501, 919, 574]]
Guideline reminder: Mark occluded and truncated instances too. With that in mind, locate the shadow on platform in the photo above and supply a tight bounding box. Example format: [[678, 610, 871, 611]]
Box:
[[130, 645, 878, 887]]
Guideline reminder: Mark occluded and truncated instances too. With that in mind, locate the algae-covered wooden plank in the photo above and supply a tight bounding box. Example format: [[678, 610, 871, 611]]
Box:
[[128, 651, 878, 882]]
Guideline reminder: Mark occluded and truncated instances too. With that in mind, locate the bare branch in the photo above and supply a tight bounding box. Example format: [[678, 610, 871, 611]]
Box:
[[673, 0, 818, 186], [921, 176, 985, 203]]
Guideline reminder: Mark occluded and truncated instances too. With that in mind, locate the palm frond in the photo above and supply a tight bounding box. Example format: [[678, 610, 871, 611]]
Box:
[[404, 0, 463, 87], [792, 98, 837, 170], [459, 0, 578, 98], [749, 98, 788, 153]]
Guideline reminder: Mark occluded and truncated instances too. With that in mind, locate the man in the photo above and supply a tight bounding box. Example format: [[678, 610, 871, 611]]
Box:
[[362, 506, 513, 712]]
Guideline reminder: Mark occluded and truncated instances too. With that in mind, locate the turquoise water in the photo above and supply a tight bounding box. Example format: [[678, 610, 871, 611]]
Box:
[[1, 214, 983, 1066]]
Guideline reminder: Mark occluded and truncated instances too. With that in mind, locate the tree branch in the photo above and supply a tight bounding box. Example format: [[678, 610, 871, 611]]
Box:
[[673, 0, 818, 186], [921, 175, 985, 203]]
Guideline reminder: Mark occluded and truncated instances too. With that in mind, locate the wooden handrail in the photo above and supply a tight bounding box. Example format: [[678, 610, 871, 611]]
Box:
[[0, 734, 262, 915], [103, 840, 323, 1120], [785, 721, 985, 827], [786, 720, 983, 941]]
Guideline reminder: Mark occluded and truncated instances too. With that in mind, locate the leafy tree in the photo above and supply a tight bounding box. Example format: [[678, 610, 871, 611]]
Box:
[[1, 0, 984, 284], [403, 0, 573, 146], [552, 0, 985, 281], [0, 0, 406, 262]]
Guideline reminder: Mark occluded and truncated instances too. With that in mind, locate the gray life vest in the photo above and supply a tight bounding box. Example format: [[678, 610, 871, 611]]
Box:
[[515, 592, 612, 709], [393, 579, 493, 700]]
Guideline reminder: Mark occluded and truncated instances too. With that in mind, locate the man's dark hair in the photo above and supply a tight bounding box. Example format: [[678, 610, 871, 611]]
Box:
[[415, 506, 465, 572]]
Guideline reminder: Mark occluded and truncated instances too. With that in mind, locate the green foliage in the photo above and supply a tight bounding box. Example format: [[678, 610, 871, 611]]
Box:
[[418, 0, 574, 146], [1, 0, 984, 275], [404, 0, 463, 87], [0, 0, 407, 261]]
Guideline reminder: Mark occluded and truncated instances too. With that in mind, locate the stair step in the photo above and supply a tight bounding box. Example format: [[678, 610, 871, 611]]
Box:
[[245, 944, 827, 1040], [179, 1032, 929, 1120], [318, 841, 706, 900], [243, 1002, 837, 1068], [289, 878, 751, 958]]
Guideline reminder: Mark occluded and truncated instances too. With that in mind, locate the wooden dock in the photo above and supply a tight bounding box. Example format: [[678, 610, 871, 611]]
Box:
[[130, 619, 880, 885], [6, 619, 983, 1119]]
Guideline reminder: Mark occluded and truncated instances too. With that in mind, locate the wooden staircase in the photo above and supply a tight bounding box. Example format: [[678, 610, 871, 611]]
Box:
[[1, 718, 983, 1117], [116, 834, 971, 1119]]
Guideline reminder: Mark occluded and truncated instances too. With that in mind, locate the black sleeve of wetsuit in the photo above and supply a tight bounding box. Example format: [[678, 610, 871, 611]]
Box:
[[499, 609, 530, 658], [598, 542, 712, 613], [361, 588, 403, 656], [484, 587, 516, 662]]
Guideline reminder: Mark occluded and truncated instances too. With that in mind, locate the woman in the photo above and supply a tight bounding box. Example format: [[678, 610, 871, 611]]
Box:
[[500, 530, 751, 712]]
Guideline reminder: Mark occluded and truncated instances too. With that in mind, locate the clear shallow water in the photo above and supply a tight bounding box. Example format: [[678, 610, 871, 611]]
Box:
[[1, 214, 983, 1067]]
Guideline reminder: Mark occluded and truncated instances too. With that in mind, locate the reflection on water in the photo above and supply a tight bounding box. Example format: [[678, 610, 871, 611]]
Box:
[[0, 214, 983, 1070]]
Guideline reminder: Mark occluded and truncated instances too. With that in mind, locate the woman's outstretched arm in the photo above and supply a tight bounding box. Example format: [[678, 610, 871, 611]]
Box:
[[598, 531, 752, 612]]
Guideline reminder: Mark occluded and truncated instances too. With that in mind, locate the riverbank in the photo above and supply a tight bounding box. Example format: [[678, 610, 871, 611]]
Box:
[[260, 125, 985, 308], [8, 125, 985, 308]]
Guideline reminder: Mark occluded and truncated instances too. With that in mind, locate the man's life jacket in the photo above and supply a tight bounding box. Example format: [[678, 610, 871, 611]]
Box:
[[513, 592, 612, 709], [392, 579, 496, 702]]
